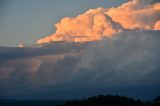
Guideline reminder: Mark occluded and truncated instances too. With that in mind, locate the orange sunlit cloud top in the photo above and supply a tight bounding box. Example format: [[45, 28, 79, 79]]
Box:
[[37, 0, 160, 44]]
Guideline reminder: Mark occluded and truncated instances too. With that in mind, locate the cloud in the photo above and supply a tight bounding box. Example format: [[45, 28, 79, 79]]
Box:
[[75, 30, 160, 86], [0, 42, 84, 60], [37, 0, 160, 44], [37, 10, 123, 44], [106, 0, 160, 30], [0, 30, 160, 99], [0, 0, 160, 100], [154, 20, 160, 30]]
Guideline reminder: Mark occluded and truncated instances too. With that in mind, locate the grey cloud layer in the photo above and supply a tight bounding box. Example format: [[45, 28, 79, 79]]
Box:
[[0, 30, 160, 99]]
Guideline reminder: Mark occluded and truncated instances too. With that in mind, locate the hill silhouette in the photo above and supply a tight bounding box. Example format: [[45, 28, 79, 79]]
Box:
[[0, 95, 159, 106], [60, 95, 160, 106]]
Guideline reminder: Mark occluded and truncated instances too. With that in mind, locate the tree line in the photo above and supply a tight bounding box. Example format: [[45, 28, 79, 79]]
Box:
[[56, 95, 160, 106]]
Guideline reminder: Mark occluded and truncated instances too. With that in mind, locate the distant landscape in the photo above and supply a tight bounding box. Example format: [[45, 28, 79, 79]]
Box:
[[0, 99, 65, 106], [0, 94, 160, 106]]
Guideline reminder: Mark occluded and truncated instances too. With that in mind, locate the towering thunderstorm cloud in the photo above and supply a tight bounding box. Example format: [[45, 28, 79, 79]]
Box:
[[37, 0, 160, 44], [0, 0, 160, 99]]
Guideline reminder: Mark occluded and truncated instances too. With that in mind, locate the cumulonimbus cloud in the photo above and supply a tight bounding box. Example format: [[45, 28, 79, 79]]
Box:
[[0, 0, 160, 99], [37, 0, 160, 44], [1, 30, 160, 99]]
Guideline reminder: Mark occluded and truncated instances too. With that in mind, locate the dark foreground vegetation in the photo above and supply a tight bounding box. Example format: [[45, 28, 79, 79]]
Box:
[[61, 95, 160, 106], [0, 95, 159, 106], [0, 100, 65, 106]]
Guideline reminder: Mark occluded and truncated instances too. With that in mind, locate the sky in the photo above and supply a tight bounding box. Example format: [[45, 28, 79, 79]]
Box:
[[0, 0, 127, 47], [0, 0, 160, 100]]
